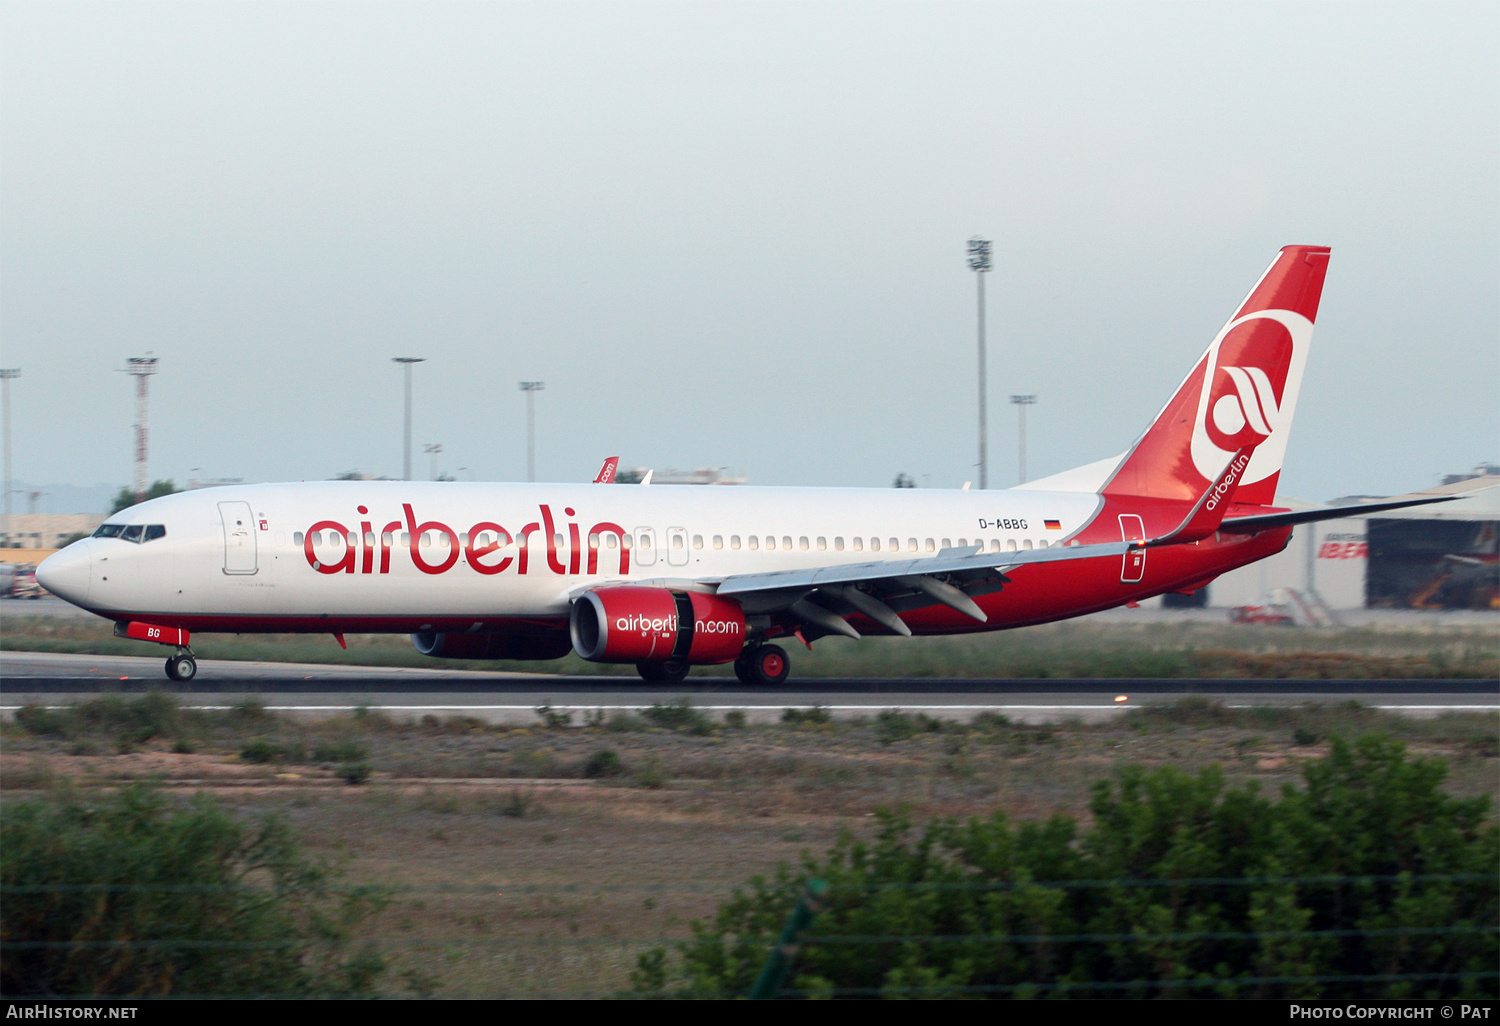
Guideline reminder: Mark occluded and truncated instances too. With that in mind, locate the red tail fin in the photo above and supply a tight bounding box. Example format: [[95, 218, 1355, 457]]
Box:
[[1101, 245, 1331, 505]]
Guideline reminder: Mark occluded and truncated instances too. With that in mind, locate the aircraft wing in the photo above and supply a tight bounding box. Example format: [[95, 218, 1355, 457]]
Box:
[[712, 541, 1132, 637]]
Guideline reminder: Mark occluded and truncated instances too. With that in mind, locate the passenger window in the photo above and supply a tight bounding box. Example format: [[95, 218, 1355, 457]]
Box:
[[852, 538, 862, 551], [924, 539, 934, 552], [401, 533, 411, 546], [731, 535, 741, 550], [957, 538, 967, 548], [749, 536, 759, 550], [1023, 539, 1033, 550], [1007, 539, 1018, 551], [672, 534, 684, 550], [420, 533, 432, 548], [941, 538, 951, 549], [834, 537, 844, 551], [458, 533, 468, 545], [1038, 540, 1048, 549], [605, 534, 617, 548], [368, 532, 378, 546], [990, 539, 1000, 552], [293, 532, 304, 546], [908, 538, 917, 552], [871, 538, 880, 552], [693, 535, 703, 550], [713, 535, 723, 550], [783, 536, 793, 550], [817, 537, 826, 551], [799, 537, 809, 551]]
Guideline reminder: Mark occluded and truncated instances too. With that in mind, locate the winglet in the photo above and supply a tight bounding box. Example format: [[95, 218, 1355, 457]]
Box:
[[1147, 445, 1256, 546], [592, 456, 619, 484]]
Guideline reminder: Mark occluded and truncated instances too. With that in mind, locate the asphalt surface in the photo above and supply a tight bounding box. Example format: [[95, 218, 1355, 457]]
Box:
[[3, 651, 1494, 725]]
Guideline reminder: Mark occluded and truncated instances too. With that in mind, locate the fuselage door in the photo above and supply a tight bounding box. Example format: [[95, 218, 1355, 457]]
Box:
[[1118, 513, 1146, 584], [634, 527, 657, 568], [219, 501, 258, 575], [666, 527, 689, 567]]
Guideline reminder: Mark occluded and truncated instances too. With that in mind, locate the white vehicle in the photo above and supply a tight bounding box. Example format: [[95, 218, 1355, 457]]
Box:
[[37, 247, 1444, 683]]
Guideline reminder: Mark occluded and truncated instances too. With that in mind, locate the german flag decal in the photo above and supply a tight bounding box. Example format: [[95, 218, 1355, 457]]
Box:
[[1044, 519, 1062, 530]]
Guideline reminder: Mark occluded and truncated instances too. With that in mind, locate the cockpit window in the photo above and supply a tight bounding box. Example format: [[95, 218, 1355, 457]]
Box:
[[92, 523, 166, 543]]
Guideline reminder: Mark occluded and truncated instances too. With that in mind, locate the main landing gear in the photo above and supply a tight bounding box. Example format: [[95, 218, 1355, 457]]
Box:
[[636, 659, 690, 683], [633, 644, 793, 685], [734, 643, 790, 686], [164, 650, 197, 682]]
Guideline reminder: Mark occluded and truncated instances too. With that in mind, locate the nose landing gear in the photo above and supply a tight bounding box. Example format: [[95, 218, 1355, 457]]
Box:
[[113, 621, 197, 681], [165, 651, 197, 681]]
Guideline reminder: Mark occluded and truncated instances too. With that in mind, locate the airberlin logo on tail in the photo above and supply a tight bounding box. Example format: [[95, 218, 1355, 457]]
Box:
[[302, 503, 629, 578], [1189, 309, 1313, 487], [1212, 366, 1278, 440]]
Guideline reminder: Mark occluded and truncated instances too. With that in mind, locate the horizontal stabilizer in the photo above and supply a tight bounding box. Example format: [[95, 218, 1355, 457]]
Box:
[[1219, 494, 1456, 533]]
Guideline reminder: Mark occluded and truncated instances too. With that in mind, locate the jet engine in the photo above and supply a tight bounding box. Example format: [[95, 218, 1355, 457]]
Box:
[[411, 629, 572, 661], [570, 586, 747, 664]]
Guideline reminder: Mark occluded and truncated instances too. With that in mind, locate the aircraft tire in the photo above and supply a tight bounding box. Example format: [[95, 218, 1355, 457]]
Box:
[[636, 659, 689, 683], [734, 644, 789, 686], [165, 655, 196, 682]]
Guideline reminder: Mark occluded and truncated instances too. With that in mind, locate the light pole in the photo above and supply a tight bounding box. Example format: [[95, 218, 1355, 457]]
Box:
[[392, 358, 425, 481], [123, 356, 158, 501], [0, 369, 17, 546], [1009, 394, 1036, 484], [424, 443, 442, 481], [967, 238, 992, 489], [519, 381, 544, 482]]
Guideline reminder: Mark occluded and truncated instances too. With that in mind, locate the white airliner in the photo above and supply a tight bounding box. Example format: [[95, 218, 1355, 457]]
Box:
[[38, 246, 1444, 684]]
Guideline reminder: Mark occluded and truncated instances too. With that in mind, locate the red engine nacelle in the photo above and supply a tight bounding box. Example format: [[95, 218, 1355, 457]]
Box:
[[570, 586, 747, 664]]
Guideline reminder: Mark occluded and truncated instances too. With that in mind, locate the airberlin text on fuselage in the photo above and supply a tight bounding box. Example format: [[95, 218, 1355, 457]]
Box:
[[615, 614, 742, 636], [303, 503, 628, 577]]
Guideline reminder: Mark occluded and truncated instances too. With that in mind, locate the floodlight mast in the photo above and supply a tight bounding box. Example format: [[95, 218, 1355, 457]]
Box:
[[392, 358, 425, 481], [123, 356, 158, 501], [519, 382, 545, 482], [967, 238, 992, 489], [1009, 394, 1036, 484], [0, 368, 18, 545]]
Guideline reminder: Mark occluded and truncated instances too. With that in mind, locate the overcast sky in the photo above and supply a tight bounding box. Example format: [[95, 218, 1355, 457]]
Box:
[[2, 1, 1495, 508]]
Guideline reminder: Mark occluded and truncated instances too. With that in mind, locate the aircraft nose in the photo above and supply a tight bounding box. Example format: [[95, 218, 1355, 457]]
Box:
[[37, 539, 91, 606]]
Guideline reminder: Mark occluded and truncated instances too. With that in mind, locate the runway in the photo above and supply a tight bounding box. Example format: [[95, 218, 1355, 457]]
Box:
[[3, 651, 1495, 724]]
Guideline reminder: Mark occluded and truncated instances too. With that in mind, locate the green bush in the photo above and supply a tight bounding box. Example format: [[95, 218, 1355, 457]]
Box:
[[782, 707, 832, 726], [873, 710, 944, 744], [636, 735, 1497, 999], [313, 740, 368, 763], [584, 749, 624, 778], [1, 784, 394, 997], [644, 700, 713, 735], [240, 738, 282, 763], [534, 704, 573, 729]]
